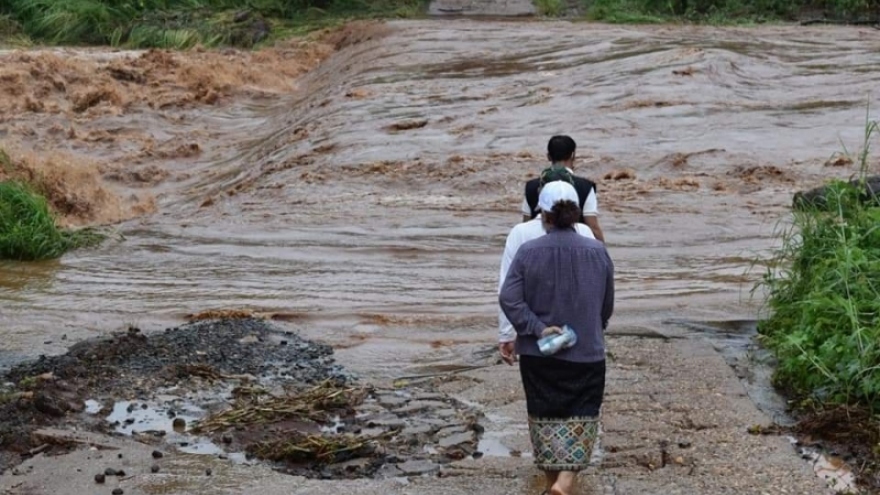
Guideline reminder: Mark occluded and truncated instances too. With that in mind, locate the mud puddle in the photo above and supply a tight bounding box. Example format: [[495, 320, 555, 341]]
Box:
[[788, 437, 858, 494], [664, 318, 859, 493]]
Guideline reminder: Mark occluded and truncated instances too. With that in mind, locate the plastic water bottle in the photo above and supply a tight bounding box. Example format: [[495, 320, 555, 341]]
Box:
[[537, 325, 578, 356]]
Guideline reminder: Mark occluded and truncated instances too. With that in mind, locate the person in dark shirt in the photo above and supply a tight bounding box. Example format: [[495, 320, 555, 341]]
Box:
[[522, 135, 605, 242], [500, 184, 614, 495]]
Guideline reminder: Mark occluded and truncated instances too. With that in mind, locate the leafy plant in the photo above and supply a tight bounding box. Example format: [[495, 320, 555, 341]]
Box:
[[757, 112, 880, 410], [1, 0, 428, 48], [0, 181, 105, 261], [536, 0, 568, 16]]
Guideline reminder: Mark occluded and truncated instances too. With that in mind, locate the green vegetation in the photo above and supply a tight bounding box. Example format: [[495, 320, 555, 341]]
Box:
[[560, 0, 877, 23], [0, 181, 105, 261], [757, 115, 880, 411], [0, 0, 427, 49], [1, 0, 876, 45], [535, 0, 568, 16]]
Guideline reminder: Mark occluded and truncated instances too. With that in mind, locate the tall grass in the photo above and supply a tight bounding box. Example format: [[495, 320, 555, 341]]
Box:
[[0, 0, 427, 49], [585, 0, 879, 22], [535, 0, 568, 16], [757, 115, 880, 410], [0, 181, 104, 261]]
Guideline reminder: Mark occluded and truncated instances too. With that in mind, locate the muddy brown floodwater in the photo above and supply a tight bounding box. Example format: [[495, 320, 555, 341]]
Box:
[[1, 20, 879, 375]]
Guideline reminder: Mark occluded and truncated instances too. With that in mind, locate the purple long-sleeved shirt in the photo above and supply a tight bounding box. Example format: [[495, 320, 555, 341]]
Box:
[[499, 229, 614, 363]]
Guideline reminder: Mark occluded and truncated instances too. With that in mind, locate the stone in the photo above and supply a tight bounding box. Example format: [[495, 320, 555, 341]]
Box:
[[402, 425, 435, 437], [206, 468, 212, 476], [396, 459, 440, 476], [416, 418, 449, 427], [435, 425, 468, 438], [793, 175, 880, 210], [413, 393, 446, 401], [393, 400, 447, 415], [34, 393, 68, 417], [444, 446, 470, 460], [112, 489, 124, 495], [152, 450, 164, 459], [94, 473, 106, 483], [438, 431, 475, 449], [376, 463, 404, 479], [104, 468, 118, 476], [151, 465, 160, 473], [376, 395, 408, 408], [359, 427, 386, 437], [172, 417, 186, 430], [366, 415, 406, 429]]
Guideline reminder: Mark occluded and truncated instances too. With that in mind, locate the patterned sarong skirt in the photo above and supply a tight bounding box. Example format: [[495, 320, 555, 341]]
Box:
[[519, 355, 605, 472]]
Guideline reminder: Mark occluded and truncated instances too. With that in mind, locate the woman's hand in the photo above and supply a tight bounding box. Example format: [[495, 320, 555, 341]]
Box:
[[499, 342, 517, 365], [541, 326, 563, 337]]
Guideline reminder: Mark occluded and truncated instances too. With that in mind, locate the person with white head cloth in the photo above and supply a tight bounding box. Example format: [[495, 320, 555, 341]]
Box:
[[498, 181, 595, 359], [497, 180, 614, 495]]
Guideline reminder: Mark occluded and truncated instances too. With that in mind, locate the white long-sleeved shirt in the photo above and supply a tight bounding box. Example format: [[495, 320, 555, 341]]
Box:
[[498, 216, 595, 343]]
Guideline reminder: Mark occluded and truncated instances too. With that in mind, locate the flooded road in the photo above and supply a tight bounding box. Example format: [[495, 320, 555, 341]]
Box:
[[1, 21, 879, 371]]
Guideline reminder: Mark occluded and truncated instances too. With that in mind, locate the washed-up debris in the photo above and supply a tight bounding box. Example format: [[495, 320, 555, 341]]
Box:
[[0, 318, 486, 480], [192, 381, 368, 434], [248, 430, 388, 464]]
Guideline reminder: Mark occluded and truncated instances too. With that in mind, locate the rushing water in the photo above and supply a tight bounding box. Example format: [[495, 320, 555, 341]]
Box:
[[1, 21, 879, 370]]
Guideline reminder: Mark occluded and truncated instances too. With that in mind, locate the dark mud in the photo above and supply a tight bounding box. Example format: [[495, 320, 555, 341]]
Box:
[[0, 318, 483, 480], [789, 407, 877, 491]]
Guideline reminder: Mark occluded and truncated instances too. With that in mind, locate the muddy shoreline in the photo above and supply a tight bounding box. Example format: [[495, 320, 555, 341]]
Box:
[[0, 317, 494, 483]]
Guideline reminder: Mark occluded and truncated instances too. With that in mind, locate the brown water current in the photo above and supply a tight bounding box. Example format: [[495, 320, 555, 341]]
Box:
[[1, 21, 879, 374]]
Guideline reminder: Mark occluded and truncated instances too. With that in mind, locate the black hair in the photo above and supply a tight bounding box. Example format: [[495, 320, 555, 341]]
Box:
[[546, 200, 580, 229], [547, 135, 576, 163]]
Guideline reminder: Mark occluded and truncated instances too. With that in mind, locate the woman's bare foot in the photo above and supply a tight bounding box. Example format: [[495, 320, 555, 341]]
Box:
[[543, 471, 560, 494], [549, 471, 577, 495]]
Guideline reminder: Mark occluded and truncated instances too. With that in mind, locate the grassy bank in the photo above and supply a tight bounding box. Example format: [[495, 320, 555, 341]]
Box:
[[0, 149, 105, 261], [0, 0, 426, 48], [0, 180, 104, 261], [757, 117, 880, 411], [541, 0, 878, 23]]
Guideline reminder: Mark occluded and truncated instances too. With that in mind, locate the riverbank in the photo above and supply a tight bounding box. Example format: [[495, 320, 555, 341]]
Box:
[[0, 317, 836, 494], [2, 0, 877, 52]]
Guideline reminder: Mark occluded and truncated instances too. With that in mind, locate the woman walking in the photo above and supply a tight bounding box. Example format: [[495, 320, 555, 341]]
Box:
[[499, 181, 614, 495]]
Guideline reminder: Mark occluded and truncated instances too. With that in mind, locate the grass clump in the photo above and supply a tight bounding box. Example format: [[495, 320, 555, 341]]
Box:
[[0, 0, 427, 49], [536, 0, 568, 16], [584, 0, 880, 23], [0, 181, 104, 261], [757, 115, 880, 410], [192, 381, 367, 434]]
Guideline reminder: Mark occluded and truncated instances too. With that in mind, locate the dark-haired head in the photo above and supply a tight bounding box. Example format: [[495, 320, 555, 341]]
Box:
[[547, 135, 577, 163], [544, 200, 581, 230]]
